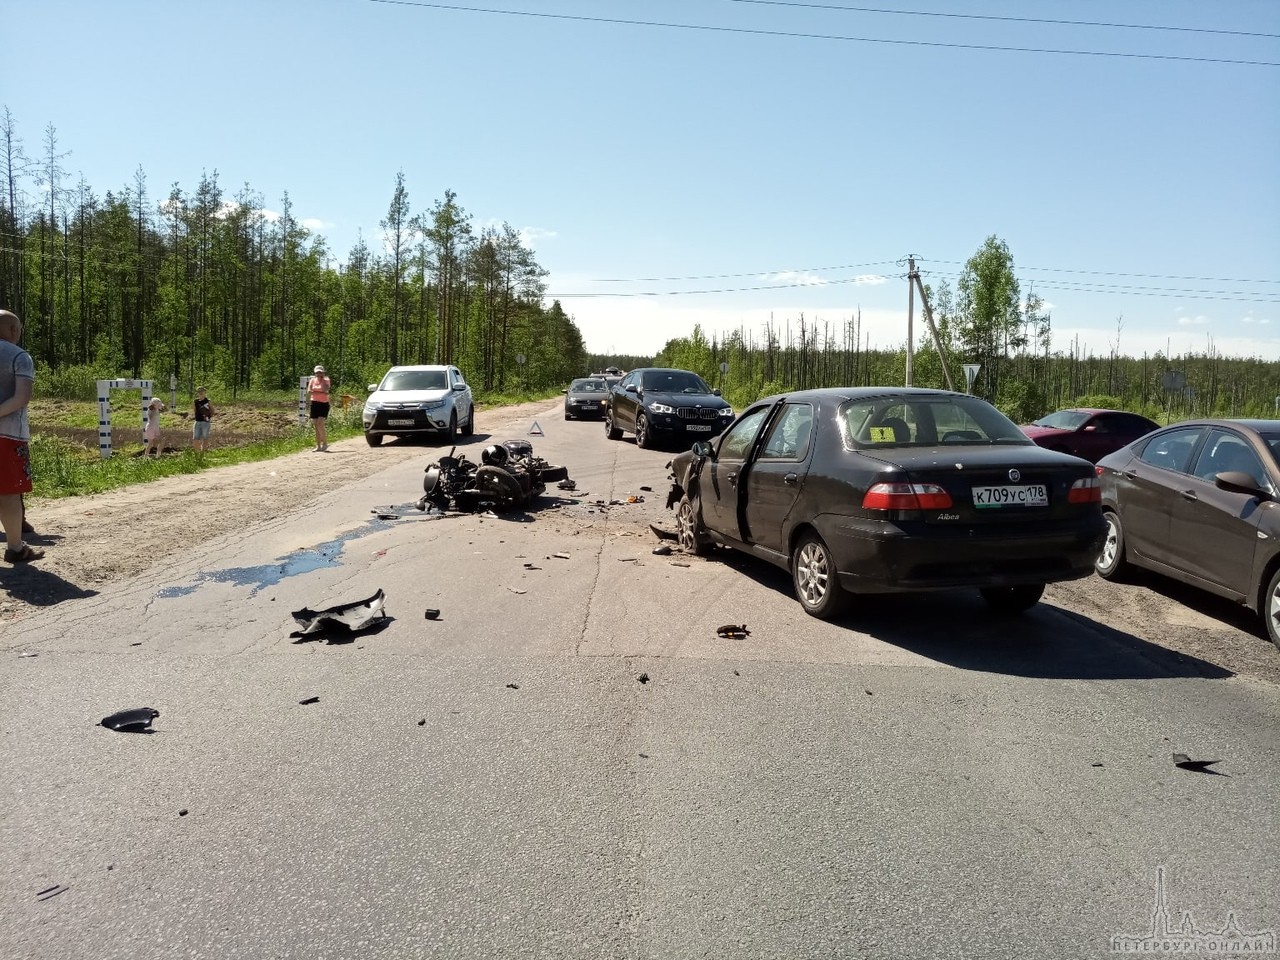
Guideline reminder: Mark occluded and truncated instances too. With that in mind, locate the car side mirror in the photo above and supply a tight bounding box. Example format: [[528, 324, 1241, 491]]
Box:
[[692, 440, 714, 458], [625, 384, 638, 394], [1083, 424, 1097, 432], [712, 388, 721, 396], [561, 389, 568, 394], [1215, 470, 1267, 497], [452, 382, 467, 391], [367, 384, 377, 392]]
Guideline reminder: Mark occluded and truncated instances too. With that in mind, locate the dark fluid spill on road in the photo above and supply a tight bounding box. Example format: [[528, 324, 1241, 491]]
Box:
[[155, 519, 393, 599]]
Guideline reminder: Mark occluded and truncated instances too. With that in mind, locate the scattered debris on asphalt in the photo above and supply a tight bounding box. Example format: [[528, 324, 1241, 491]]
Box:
[[649, 523, 678, 541], [619, 557, 638, 563], [865, 689, 873, 696], [652, 545, 673, 556], [18, 651, 37, 658], [100, 708, 159, 732], [670, 562, 690, 568], [732, 670, 740, 677], [716, 624, 751, 639], [298, 696, 320, 706], [1091, 762, 1104, 768], [129, 642, 142, 647], [291, 588, 389, 637], [637, 673, 650, 684], [506, 683, 520, 690], [178, 809, 189, 817], [425, 609, 441, 620], [551, 552, 571, 560], [507, 586, 528, 595], [417, 719, 426, 726], [375, 512, 401, 521], [639, 485, 652, 492], [639, 752, 650, 759], [1172, 752, 1226, 776], [557, 479, 577, 491], [36, 884, 69, 902], [523, 563, 540, 570]]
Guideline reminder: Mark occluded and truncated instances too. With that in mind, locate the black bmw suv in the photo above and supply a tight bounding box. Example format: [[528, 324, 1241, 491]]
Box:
[[605, 367, 734, 449]]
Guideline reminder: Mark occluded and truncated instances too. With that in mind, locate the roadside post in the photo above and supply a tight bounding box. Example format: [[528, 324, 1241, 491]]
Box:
[[169, 373, 177, 411], [719, 360, 728, 393], [516, 353, 526, 394]]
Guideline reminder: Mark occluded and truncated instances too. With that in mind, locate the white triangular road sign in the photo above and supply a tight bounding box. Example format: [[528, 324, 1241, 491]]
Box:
[[528, 420, 544, 436]]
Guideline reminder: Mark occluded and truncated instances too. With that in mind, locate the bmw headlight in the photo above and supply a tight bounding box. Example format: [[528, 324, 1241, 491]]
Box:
[[649, 402, 675, 415], [720, 407, 734, 417]]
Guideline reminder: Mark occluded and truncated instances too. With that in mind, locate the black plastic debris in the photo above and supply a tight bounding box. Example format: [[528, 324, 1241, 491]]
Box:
[[506, 683, 520, 690], [298, 696, 320, 706], [652, 545, 673, 556], [732, 670, 740, 677], [556, 479, 577, 491], [1091, 762, 1104, 768], [637, 673, 650, 684], [100, 707, 159, 732], [417, 719, 426, 726], [178, 809, 189, 817], [639, 485, 652, 492], [649, 523, 678, 542], [291, 588, 389, 638], [619, 557, 638, 563], [671, 562, 690, 568], [129, 642, 142, 647], [865, 689, 873, 696], [523, 562, 541, 570], [425, 609, 441, 620], [36, 884, 69, 902], [375, 512, 400, 521], [716, 624, 751, 639], [551, 552, 570, 560], [1172, 752, 1226, 776]]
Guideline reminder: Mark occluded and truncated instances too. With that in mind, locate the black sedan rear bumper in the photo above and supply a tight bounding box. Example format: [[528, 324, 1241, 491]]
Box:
[[820, 514, 1107, 593]]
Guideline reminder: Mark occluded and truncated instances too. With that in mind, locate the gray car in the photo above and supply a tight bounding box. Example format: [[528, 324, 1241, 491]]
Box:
[[1095, 418, 1280, 648], [562, 377, 609, 420]]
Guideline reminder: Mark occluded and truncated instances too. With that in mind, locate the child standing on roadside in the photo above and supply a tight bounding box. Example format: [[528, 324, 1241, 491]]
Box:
[[143, 397, 166, 457], [193, 387, 215, 453]]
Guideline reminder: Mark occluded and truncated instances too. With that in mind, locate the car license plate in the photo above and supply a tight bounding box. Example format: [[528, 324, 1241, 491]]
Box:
[[388, 418, 415, 427], [973, 484, 1048, 507], [687, 424, 714, 432]]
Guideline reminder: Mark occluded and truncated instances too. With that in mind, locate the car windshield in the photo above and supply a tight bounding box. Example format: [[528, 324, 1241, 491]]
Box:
[[1032, 410, 1091, 429], [843, 396, 1031, 448], [1263, 434, 1280, 468], [642, 371, 711, 394], [570, 378, 607, 393], [382, 370, 448, 391]]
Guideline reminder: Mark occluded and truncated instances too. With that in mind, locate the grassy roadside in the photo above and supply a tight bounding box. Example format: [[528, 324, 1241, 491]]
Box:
[[26, 389, 558, 500]]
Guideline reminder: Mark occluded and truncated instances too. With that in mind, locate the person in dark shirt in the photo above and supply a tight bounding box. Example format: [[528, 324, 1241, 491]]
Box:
[[193, 387, 215, 453]]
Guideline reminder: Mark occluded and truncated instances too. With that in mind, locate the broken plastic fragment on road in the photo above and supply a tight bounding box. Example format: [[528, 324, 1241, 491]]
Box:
[[298, 696, 320, 705], [36, 884, 69, 902], [652, 545, 673, 556], [1172, 752, 1227, 776], [100, 707, 160, 732], [291, 588, 389, 638], [649, 524, 678, 542], [716, 624, 751, 639], [424, 608, 441, 620]]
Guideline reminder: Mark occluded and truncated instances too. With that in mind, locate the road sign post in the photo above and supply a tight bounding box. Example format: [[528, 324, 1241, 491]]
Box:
[[963, 364, 981, 394]]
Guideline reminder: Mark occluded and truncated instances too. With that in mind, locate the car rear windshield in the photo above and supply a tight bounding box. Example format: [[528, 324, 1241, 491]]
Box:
[[570, 379, 607, 392], [382, 370, 449, 391], [641, 371, 711, 394], [1032, 410, 1091, 429], [842, 396, 1031, 448]]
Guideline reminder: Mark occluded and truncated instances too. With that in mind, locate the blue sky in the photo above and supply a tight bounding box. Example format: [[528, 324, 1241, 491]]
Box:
[[5, 0, 1279, 361]]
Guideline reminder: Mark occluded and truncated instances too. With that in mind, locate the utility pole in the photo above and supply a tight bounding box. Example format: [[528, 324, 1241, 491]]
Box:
[[905, 256, 915, 386], [906, 256, 955, 391]]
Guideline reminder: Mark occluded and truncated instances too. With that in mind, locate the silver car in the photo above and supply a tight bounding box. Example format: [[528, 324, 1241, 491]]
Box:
[[362, 365, 475, 446]]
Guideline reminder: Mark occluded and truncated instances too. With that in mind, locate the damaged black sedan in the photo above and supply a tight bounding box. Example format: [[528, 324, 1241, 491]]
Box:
[[667, 388, 1106, 619]]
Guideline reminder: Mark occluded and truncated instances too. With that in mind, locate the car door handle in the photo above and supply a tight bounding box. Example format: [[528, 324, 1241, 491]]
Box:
[[1123, 470, 1139, 480], [726, 472, 738, 486], [784, 473, 798, 485], [1180, 489, 1197, 502]]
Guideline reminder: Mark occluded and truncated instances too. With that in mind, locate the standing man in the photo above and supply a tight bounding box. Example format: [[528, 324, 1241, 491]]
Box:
[[0, 309, 42, 563], [307, 364, 331, 452]]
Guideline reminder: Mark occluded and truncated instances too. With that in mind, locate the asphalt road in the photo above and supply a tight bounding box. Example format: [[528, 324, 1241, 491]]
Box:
[[3, 401, 1279, 960]]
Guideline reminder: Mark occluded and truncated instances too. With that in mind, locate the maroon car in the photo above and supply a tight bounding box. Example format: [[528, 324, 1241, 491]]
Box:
[[1095, 418, 1280, 649], [1021, 408, 1159, 463]]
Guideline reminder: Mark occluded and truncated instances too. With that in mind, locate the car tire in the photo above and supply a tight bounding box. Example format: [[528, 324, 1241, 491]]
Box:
[[676, 495, 710, 556], [461, 405, 474, 437], [605, 409, 622, 441], [564, 411, 572, 420], [1263, 567, 1280, 651], [446, 411, 458, 442], [1095, 510, 1130, 581], [365, 432, 383, 447], [792, 531, 848, 619], [538, 464, 569, 484], [979, 583, 1045, 614], [635, 412, 652, 449]]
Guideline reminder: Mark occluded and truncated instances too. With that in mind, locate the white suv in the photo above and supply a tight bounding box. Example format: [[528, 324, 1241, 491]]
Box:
[[362, 365, 475, 446]]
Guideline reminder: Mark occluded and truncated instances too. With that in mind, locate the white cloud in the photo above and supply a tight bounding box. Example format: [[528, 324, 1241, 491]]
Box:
[[1176, 315, 1209, 326], [301, 217, 328, 232], [760, 271, 828, 287]]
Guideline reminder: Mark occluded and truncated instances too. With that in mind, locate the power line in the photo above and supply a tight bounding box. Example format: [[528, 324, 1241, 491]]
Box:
[[591, 260, 900, 282], [726, 0, 1280, 41], [364, 0, 1280, 67], [922, 260, 1280, 286]]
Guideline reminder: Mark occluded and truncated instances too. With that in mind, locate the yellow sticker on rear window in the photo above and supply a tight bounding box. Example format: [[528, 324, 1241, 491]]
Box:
[[869, 427, 894, 442]]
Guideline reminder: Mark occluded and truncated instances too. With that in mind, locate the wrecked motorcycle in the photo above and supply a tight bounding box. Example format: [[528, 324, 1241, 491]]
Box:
[[420, 441, 569, 512]]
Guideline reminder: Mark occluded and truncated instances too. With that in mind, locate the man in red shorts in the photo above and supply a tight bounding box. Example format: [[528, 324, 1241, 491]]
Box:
[[0, 309, 42, 563]]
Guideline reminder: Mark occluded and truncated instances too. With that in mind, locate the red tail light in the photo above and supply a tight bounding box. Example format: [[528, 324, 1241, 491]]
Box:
[[863, 482, 954, 511], [1068, 476, 1101, 503]]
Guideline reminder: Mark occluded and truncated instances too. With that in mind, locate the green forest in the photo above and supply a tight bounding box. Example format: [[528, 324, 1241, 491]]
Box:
[[4, 107, 1277, 423]]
